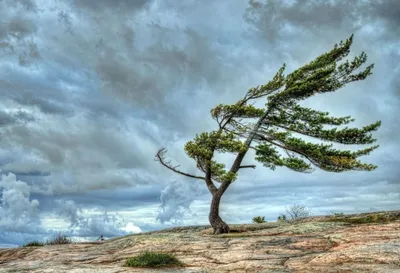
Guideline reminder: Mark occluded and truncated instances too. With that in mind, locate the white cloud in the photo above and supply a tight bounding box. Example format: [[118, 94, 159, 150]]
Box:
[[121, 222, 142, 233], [0, 172, 40, 232], [56, 200, 142, 238]]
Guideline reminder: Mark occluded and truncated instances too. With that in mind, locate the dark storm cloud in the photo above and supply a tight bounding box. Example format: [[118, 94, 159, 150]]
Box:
[[0, 110, 34, 126], [243, 0, 400, 70], [0, 0, 40, 66], [91, 24, 227, 112], [0, 0, 253, 195], [12, 93, 72, 115], [244, 0, 400, 40], [70, 0, 150, 13], [7, 16, 38, 38], [366, 0, 400, 37], [9, 0, 37, 11], [46, 185, 163, 210]]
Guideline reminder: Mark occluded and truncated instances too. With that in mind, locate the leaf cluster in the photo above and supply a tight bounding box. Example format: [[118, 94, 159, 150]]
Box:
[[184, 131, 245, 182]]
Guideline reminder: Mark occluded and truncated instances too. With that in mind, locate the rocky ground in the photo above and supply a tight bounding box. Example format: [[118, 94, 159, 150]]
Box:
[[0, 210, 399, 273]]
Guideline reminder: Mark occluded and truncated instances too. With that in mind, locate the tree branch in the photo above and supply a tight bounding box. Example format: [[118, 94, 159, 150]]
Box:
[[205, 165, 218, 194], [268, 122, 322, 140], [251, 134, 318, 171], [155, 148, 205, 180], [239, 165, 256, 169], [214, 110, 273, 196]]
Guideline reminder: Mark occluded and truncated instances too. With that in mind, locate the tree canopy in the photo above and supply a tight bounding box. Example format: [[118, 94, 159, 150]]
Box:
[[157, 34, 380, 192]]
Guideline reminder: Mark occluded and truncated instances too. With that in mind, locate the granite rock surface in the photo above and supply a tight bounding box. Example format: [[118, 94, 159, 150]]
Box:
[[0, 210, 399, 273]]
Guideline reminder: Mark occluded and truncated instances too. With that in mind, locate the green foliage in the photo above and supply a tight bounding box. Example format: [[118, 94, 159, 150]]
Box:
[[268, 34, 373, 107], [125, 251, 184, 268], [255, 131, 379, 172], [255, 143, 312, 172], [248, 35, 380, 173], [333, 212, 345, 217], [211, 103, 265, 119], [252, 216, 266, 223], [277, 214, 287, 222], [267, 105, 381, 145], [184, 131, 244, 182], [328, 213, 399, 224], [23, 241, 44, 247]]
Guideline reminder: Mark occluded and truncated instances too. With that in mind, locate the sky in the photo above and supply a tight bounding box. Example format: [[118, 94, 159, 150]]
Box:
[[0, 0, 399, 248]]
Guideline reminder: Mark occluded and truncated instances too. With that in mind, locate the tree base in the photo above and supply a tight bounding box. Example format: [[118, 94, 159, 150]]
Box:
[[212, 222, 230, 235]]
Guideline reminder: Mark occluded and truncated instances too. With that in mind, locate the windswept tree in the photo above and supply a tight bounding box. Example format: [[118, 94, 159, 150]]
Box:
[[155, 34, 381, 234]]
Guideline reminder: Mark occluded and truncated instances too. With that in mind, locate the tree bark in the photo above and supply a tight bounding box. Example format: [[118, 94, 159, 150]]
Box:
[[209, 192, 230, 234], [208, 109, 272, 235]]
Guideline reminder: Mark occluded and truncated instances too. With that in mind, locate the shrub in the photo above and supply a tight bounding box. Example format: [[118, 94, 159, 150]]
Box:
[[46, 233, 72, 245], [23, 241, 44, 247], [125, 251, 184, 268], [285, 204, 312, 220], [252, 216, 266, 223], [328, 213, 399, 224], [277, 214, 287, 222], [333, 212, 345, 217]]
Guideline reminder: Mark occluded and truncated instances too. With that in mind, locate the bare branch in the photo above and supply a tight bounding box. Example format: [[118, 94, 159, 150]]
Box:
[[155, 148, 205, 180], [239, 165, 256, 169], [285, 204, 312, 220]]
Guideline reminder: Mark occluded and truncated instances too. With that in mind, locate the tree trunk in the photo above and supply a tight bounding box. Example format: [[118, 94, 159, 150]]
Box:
[[209, 192, 230, 234]]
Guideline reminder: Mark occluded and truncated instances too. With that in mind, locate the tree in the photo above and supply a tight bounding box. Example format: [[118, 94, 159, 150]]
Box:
[[252, 216, 266, 223], [277, 214, 287, 222], [285, 204, 311, 220], [155, 34, 381, 235]]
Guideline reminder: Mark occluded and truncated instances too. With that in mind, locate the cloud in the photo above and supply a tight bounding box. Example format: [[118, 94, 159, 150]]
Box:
[[0, 0, 40, 66], [121, 222, 142, 233], [244, 0, 399, 41], [0, 0, 244, 197], [0, 172, 41, 232], [70, 0, 150, 13], [0, 109, 166, 194], [156, 179, 203, 224], [0, 173, 144, 247], [56, 199, 142, 238], [0, 109, 35, 127]]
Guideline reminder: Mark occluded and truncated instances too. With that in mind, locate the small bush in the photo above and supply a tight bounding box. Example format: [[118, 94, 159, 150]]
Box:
[[277, 214, 287, 222], [328, 213, 399, 224], [333, 212, 344, 217], [23, 241, 44, 247], [252, 216, 266, 223], [125, 251, 184, 268], [46, 233, 72, 245], [285, 204, 312, 220]]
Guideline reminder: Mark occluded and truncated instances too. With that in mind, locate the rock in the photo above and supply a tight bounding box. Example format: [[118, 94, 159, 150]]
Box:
[[0, 210, 399, 272]]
